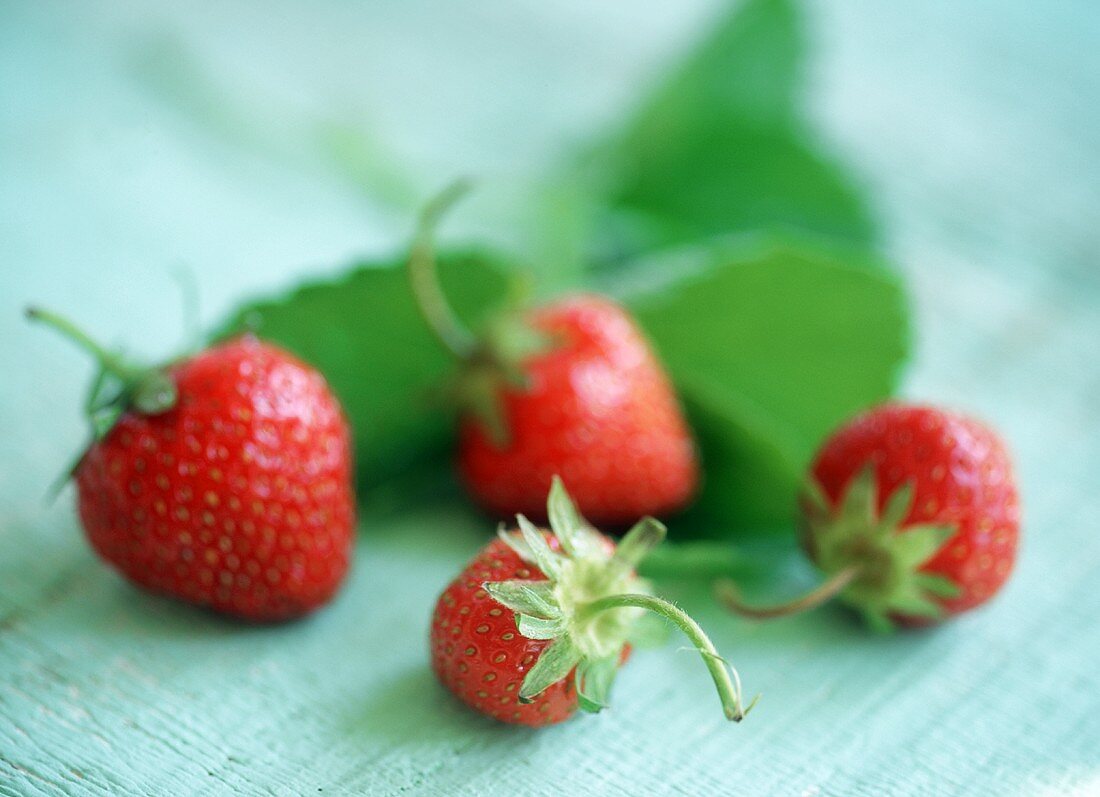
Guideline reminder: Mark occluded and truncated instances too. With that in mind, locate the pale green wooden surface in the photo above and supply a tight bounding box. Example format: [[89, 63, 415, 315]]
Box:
[[2, 1, 1099, 795]]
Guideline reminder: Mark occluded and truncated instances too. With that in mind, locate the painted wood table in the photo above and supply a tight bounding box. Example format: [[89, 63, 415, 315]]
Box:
[[2, 1, 1098, 794]]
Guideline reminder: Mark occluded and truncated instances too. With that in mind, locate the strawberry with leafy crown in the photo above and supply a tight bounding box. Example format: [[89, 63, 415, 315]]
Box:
[[430, 477, 754, 726], [718, 403, 1020, 630], [407, 182, 698, 525], [27, 308, 355, 621]]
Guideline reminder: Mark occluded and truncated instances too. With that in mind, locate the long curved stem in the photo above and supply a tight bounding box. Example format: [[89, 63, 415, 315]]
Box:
[[715, 565, 861, 620], [407, 179, 478, 360], [26, 307, 134, 379], [577, 593, 756, 722]]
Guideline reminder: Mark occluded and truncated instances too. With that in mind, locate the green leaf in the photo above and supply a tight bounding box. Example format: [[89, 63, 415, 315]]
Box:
[[577, 0, 876, 267], [482, 580, 561, 620], [636, 540, 753, 581], [214, 249, 513, 493], [518, 637, 581, 702], [596, 128, 878, 265], [628, 237, 910, 534], [630, 0, 804, 134], [209, 0, 907, 544]]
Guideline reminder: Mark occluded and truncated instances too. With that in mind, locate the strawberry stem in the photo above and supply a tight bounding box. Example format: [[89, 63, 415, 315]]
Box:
[[577, 592, 757, 722], [407, 179, 478, 360], [27, 306, 178, 417], [26, 307, 136, 381], [715, 565, 861, 620]]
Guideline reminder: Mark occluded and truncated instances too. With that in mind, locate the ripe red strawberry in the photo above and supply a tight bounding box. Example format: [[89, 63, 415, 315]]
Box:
[[430, 477, 753, 726], [720, 403, 1020, 629], [29, 308, 355, 621], [457, 295, 698, 525], [409, 183, 698, 525]]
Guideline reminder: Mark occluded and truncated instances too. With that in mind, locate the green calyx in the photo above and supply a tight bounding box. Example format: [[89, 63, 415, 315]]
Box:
[[406, 181, 552, 446], [26, 307, 179, 490], [800, 464, 962, 631], [484, 476, 756, 721]]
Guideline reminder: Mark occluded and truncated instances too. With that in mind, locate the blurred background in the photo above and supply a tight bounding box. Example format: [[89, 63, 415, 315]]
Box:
[[5, 0, 1098, 527], [2, 1, 1098, 794], [5, 1, 1097, 310]]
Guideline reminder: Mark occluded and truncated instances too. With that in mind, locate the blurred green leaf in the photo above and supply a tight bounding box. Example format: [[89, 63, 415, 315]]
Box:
[[215, 250, 513, 492], [210, 0, 907, 543], [648, 0, 804, 126], [626, 235, 909, 533], [577, 0, 876, 266]]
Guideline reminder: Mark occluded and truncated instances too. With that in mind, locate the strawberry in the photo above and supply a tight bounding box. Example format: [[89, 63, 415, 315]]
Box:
[[28, 308, 355, 621], [456, 295, 698, 525], [719, 403, 1020, 629], [430, 477, 753, 726], [408, 182, 698, 525]]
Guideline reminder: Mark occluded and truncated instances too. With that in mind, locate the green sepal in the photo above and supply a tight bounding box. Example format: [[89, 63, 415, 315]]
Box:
[[89, 404, 125, 440], [479, 306, 552, 381], [130, 370, 179, 415], [839, 464, 878, 529], [892, 525, 956, 569], [878, 480, 914, 531], [459, 303, 555, 448], [611, 517, 667, 573], [861, 608, 895, 634], [482, 580, 560, 620], [516, 514, 565, 580], [916, 573, 963, 599], [516, 614, 565, 640], [887, 590, 943, 619], [450, 364, 511, 447], [575, 654, 620, 713], [487, 479, 664, 708], [496, 523, 535, 563], [519, 637, 581, 703], [803, 465, 963, 628], [449, 312, 554, 448], [547, 475, 604, 558], [26, 307, 182, 498]]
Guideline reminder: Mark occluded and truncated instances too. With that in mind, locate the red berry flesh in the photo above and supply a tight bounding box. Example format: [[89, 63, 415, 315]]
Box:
[[75, 337, 355, 621], [458, 295, 698, 526], [432, 479, 754, 725], [430, 536, 577, 726], [810, 403, 1020, 622]]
